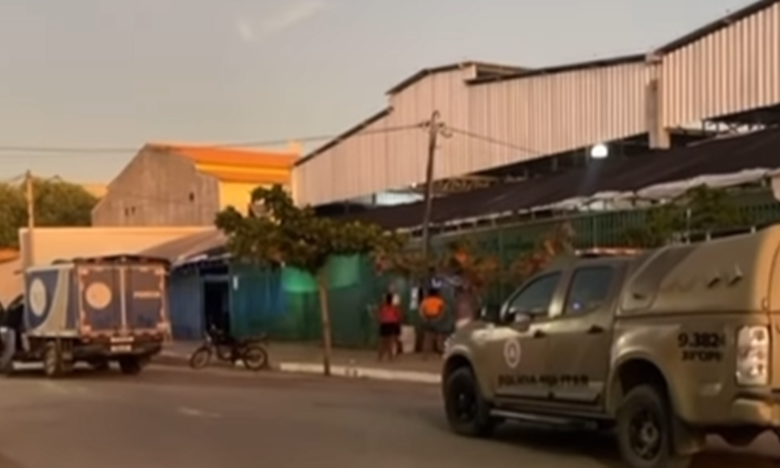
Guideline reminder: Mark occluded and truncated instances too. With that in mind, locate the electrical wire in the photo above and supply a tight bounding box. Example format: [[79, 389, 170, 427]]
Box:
[[445, 126, 541, 157], [0, 123, 422, 155]]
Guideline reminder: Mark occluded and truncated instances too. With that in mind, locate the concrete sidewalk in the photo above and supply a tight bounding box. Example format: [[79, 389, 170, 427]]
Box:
[[158, 341, 442, 384]]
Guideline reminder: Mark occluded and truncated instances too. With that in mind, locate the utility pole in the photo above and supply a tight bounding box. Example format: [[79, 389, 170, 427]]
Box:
[[420, 110, 449, 287], [25, 170, 35, 266]]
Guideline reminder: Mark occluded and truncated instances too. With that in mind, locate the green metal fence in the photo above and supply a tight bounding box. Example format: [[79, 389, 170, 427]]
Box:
[[234, 189, 780, 348]]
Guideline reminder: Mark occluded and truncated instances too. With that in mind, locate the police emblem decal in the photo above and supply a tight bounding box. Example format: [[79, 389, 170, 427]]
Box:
[[503, 338, 521, 368]]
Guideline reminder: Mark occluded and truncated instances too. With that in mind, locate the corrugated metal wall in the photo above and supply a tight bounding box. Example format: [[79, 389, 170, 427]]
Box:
[[167, 270, 204, 340], [661, 2, 780, 126], [467, 61, 652, 168], [229, 264, 286, 338], [294, 115, 391, 206], [384, 67, 474, 186], [293, 62, 654, 206], [293, 67, 475, 206], [293, 3, 780, 207]]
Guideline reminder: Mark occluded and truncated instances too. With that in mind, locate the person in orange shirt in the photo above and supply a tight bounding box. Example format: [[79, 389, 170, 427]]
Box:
[[419, 288, 445, 357]]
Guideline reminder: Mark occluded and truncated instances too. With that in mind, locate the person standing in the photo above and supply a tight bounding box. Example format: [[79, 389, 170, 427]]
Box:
[[419, 288, 445, 357], [377, 293, 402, 361], [454, 284, 479, 330], [386, 284, 404, 356]]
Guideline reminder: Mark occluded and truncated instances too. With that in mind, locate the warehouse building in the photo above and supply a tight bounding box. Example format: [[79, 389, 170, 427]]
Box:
[[292, 0, 780, 215]]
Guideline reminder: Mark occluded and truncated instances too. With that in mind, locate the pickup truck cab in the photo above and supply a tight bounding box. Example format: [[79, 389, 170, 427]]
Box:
[[442, 226, 780, 468]]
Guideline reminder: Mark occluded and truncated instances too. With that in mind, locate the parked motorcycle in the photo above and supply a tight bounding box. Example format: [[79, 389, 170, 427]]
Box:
[[189, 327, 269, 371]]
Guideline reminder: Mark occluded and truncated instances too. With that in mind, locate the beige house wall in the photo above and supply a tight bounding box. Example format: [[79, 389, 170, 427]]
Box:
[[18, 226, 212, 268]]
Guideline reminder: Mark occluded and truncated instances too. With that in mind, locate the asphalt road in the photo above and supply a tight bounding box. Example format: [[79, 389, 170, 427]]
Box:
[[0, 366, 778, 468]]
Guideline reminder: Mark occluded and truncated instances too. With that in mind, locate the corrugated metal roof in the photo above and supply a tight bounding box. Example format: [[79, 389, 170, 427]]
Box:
[[295, 108, 391, 167], [467, 54, 646, 85], [655, 0, 779, 53], [148, 144, 299, 170], [386, 61, 528, 95], [139, 229, 226, 264]]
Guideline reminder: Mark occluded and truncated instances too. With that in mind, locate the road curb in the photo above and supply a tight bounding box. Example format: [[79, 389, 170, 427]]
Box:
[[277, 362, 441, 384], [157, 352, 440, 384]]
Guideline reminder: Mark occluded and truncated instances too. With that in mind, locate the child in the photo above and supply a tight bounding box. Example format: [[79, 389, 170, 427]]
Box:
[[377, 293, 402, 361]]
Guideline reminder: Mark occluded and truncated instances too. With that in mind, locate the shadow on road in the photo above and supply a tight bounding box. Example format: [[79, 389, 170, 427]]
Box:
[[419, 410, 780, 468], [0, 451, 25, 468], [4, 367, 128, 381]]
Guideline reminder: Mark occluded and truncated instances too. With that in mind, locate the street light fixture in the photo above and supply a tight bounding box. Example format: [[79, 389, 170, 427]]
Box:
[[590, 143, 609, 159]]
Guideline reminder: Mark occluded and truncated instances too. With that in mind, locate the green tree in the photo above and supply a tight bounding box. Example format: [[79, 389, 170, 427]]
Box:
[[215, 185, 407, 376], [0, 178, 97, 248], [0, 183, 26, 247]]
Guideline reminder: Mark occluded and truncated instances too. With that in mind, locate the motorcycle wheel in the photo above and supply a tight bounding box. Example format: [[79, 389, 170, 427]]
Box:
[[189, 346, 212, 370], [241, 345, 269, 371]]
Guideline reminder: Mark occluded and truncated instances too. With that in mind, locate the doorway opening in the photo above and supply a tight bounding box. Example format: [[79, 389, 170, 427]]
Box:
[[202, 279, 230, 334]]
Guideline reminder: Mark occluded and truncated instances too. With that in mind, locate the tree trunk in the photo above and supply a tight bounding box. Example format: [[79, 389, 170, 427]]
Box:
[[316, 273, 333, 376]]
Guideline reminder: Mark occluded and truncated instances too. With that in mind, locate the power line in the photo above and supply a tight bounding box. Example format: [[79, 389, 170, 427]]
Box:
[[446, 126, 541, 156], [0, 124, 420, 155]]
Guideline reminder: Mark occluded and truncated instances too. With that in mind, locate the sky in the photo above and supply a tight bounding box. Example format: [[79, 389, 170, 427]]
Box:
[[0, 0, 755, 183]]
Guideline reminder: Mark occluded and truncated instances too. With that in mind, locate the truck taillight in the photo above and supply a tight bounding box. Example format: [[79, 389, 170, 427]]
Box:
[[736, 326, 770, 386]]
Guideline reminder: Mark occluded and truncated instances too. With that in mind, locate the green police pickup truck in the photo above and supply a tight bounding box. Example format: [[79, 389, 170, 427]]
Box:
[[441, 226, 780, 468]]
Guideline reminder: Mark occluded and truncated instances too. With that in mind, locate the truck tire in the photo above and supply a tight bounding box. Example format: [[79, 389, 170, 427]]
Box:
[[615, 385, 692, 468], [443, 366, 496, 438], [118, 357, 142, 375], [42, 342, 63, 378]]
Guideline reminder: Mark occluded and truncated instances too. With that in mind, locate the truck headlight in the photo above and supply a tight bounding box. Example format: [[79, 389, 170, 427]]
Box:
[[736, 326, 770, 386]]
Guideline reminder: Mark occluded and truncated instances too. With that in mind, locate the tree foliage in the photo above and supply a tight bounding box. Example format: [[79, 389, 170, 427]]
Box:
[[215, 185, 407, 273], [215, 185, 408, 375], [507, 222, 576, 282], [621, 185, 747, 248], [441, 239, 500, 293], [0, 178, 98, 248]]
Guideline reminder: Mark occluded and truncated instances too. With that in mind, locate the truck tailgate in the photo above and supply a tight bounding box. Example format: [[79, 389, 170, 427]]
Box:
[[124, 265, 166, 331], [79, 265, 122, 333]]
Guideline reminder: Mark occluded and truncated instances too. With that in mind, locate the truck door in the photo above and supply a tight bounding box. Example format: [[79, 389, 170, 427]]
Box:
[[78, 264, 123, 334], [494, 271, 565, 402], [123, 264, 167, 332], [544, 264, 617, 407]]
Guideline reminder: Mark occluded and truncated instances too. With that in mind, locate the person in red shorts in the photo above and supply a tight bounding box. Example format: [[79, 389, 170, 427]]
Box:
[[377, 293, 402, 361]]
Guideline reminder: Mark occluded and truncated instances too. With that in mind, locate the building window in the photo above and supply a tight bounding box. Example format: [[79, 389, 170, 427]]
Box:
[[189, 192, 195, 202]]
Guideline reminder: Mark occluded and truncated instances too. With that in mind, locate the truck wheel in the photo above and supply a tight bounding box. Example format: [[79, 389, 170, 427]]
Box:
[[118, 357, 142, 375], [42, 342, 63, 378], [443, 366, 496, 437], [616, 385, 692, 468]]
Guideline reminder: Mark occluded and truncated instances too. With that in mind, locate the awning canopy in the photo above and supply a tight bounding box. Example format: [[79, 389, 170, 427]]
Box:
[[341, 127, 780, 229]]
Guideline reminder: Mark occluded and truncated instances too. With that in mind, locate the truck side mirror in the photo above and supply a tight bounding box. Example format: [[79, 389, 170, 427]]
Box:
[[499, 307, 517, 325], [513, 313, 532, 332]]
